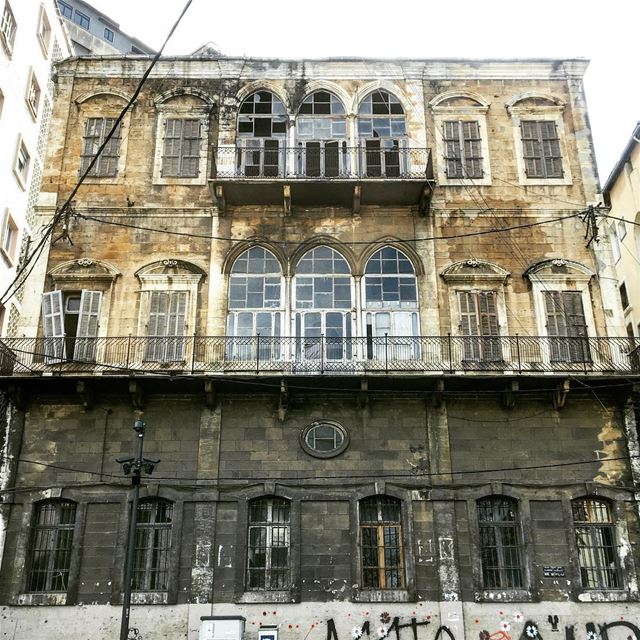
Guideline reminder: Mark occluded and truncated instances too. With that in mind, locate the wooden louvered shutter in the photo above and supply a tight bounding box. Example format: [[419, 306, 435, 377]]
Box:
[[74, 290, 102, 361], [145, 291, 170, 361], [563, 291, 589, 363], [180, 119, 201, 177], [521, 121, 543, 178], [100, 118, 121, 177], [80, 118, 104, 176], [461, 120, 483, 178], [458, 291, 481, 361], [540, 121, 562, 178], [544, 291, 566, 337], [443, 121, 462, 178], [162, 118, 182, 177], [478, 291, 499, 337], [42, 290, 66, 362], [165, 291, 188, 361]]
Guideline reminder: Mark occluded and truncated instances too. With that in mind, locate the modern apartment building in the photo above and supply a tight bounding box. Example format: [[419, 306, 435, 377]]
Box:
[[0, 0, 71, 337], [0, 54, 638, 640], [55, 0, 154, 55]]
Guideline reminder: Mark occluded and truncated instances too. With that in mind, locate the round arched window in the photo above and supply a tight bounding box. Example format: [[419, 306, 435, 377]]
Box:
[[300, 420, 349, 458]]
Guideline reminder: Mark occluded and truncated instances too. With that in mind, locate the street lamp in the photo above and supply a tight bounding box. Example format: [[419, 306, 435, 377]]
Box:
[[117, 418, 160, 640]]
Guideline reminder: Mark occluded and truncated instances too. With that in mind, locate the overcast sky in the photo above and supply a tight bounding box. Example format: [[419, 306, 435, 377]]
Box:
[[88, 0, 638, 185]]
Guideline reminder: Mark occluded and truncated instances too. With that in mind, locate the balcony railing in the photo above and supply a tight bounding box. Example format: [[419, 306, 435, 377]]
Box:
[[212, 145, 433, 180], [3, 335, 640, 376]]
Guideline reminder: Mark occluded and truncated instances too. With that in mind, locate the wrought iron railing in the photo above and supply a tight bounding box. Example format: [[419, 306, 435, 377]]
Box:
[[2, 335, 640, 376], [212, 145, 433, 180]]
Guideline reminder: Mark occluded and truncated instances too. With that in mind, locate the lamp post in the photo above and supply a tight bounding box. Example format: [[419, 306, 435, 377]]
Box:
[[117, 418, 160, 640]]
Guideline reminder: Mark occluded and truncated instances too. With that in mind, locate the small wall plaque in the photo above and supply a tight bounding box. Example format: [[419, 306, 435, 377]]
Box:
[[543, 566, 565, 577]]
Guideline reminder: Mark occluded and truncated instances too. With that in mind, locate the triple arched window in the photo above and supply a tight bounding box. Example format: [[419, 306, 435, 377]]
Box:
[[235, 89, 407, 178], [226, 244, 419, 363]]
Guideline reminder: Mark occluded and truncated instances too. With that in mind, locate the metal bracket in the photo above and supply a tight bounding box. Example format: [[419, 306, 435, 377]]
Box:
[[283, 185, 291, 216], [502, 380, 519, 410], [552, 379, 570, 410], [204, 380, 216, 409], [129, 380, 145, 411], [431, 378, 445, 408], [352, 183, 362, 214], [277, 378, 288, 421], [357, 378, 369, 409], [76, 380, 93, 410], [214, 184, 226, 216]]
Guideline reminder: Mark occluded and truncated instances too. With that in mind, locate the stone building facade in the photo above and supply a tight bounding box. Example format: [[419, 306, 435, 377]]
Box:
[[1, 56, 639, 640]]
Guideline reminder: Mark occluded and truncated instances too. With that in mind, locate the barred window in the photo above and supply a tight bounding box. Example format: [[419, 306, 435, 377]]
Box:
[[26, 500, 76, 592], [477, 496, 524, 589], [162, 118, 201, 177], [443, 120, 483, 179], [521, 120, 563, 178], [247, 497, 290, 590], [80, 117, 122, 177], [360, 495, 404, 589], [132, 499, 173, 591], [572, 498, 622, 590]]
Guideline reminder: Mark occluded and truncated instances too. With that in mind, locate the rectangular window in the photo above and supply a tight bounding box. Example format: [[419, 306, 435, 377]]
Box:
[[14, 138, 31, 188], [443, 120, 483, 179], [73, 9, 89, 29], [1, 210, 18, 265], [37, 6, 52, 55], [161, 118, 201, 177], [26, 501, 76, 593], [57, 1, 72, 19], [477, 497, 524, 589], [520, 120, 563, 178], [144, 291, 188, 362], [103, 26, 114, 42], [26, 69, 41, 119], [620, 282, 630, 310], [457, 290, 502, 361], [1, 1, 16, 54], [247, 498, 290, 590], [359, 496, 404, 589], [133, 500, 173, 592], [544, 290, 590, 363], [80, 117, 122, 177]]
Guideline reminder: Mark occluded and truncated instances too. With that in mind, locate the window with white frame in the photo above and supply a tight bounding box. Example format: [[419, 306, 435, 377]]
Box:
[[247, 497, 290, 590], [1, 209, 18, 265], [294, 246, 353, 362], [227, 246, 283, 360], [14, 137, 31, 189], [429, 92, 491, 185], [297, 91, 347, 177], [133, 499, 173, 592], [237, 91, 288, 177], [363, 247, 419, 361], [80, 117, 122, 177], [37, 5, 52, 56], [572, 497, 622, 590], [507, 95, 572, 186], [41, 290, 102, 363], [0, 1, 16, 55], [153, 93, 211, 185], [26, 500, 76, 593], [26, 69, 42, 120], [358, 90, 407, 177]]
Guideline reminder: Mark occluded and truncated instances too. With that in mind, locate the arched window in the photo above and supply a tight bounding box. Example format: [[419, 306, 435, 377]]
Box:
[[364, 247, 419, 361], [572, 497, 621, 590], [476, 496, 524, 589], [237, 91, 287, 177], [227, 246, 283, 361], [133, 499, 173, 592], [26, 500, 77, 592], [297, 91, 347, 177], [247, 497, 290, 590], [359, 495, 404, 589], [358, 90, 407, 177], [294, 246, 352, 363]]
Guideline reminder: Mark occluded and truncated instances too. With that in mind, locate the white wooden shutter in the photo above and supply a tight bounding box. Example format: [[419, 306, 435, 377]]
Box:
[[74, 290, 102, 362], [166, 291, 188, 361], [145, 291, 170, 361], [42, 290, 65, 362]]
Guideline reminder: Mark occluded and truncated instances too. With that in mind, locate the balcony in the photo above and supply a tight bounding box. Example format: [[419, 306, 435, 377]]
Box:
[[3, 335, 639, 378], [209, 145, 435, 213]]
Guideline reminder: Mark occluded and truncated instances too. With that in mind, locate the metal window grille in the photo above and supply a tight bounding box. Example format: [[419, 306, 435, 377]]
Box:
[[360, 495, 404, 589], [443, 120, 483, 179], [26, 500, 76, 592], [572, 498, 622, 590], [477, 496, 524, 589], [247, 497, 290, 590], [80, 117, 121, 177], [521, 120, 563, 178], [162, 118, 201, 177], [132, 500, 173, 591]]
